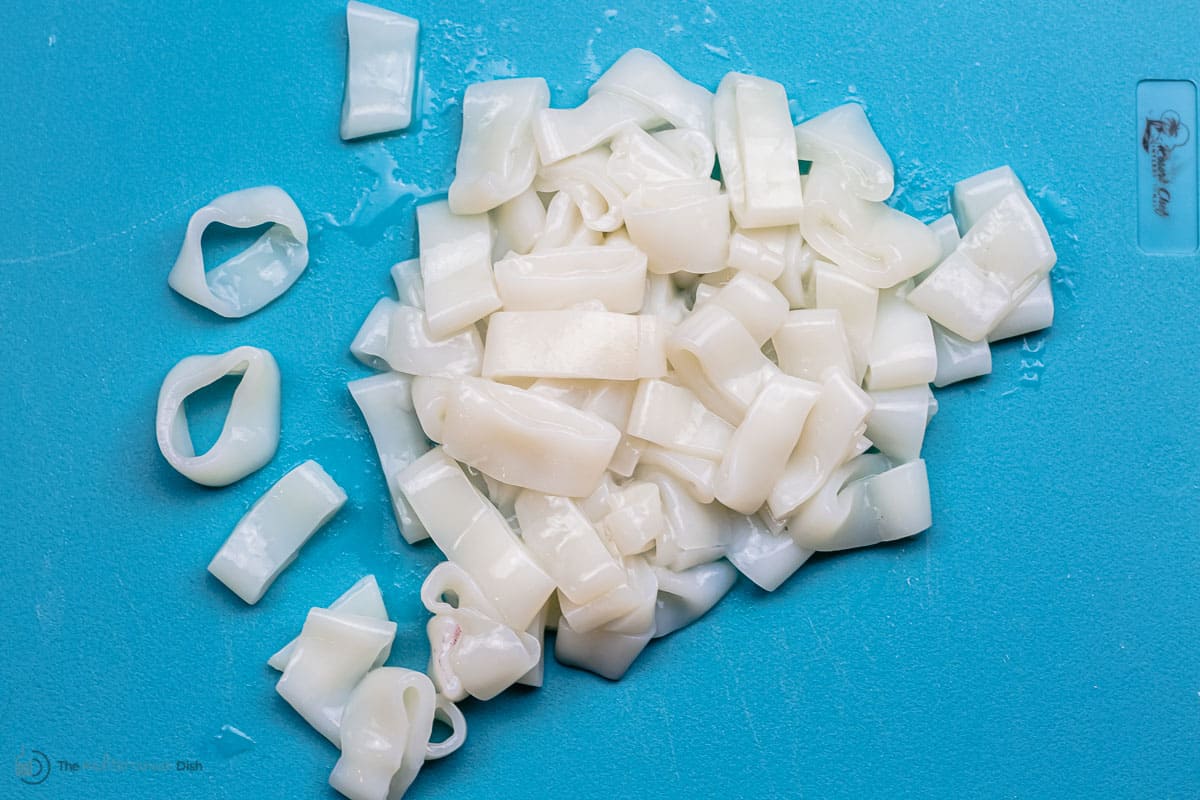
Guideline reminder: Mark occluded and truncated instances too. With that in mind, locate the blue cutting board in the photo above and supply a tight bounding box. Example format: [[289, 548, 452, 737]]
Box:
[[1, 1, 1197, 798]]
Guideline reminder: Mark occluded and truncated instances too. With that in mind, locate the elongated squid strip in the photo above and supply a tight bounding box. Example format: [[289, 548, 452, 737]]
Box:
[[787, 457, 932, 551], [932, 321, 993, 387], [700, 272, 790, 345], [559, 554, 658, 635], [952, 165, 1025, 233], [426, 696, 468, 760], [626, 379, 734, 459], [988, 276, 1054, 342], [535, 147, 625, 232], [714, 73, 804, 229], [156, 346, 280, 487], [774, 232, 814, 309], [398, 449, 555, 629], [666, 303, 782, 424], [638, 469, 726, 571], [533, 91, 665, 166], [555, 613, 654, 681], [390, 258, 426, 308], [812, 261, 878, 380], [385, 304, 483, 377], [408, 376, 452, 443], [492, 188, 547, 257], [417, 201, 502, 339], [449, 78, 550, 215], [624, 179, 731, 275], [208, 461, 347, 604], [494, 246, 647, 312], [590, 48, 715, 140], [652, 561, 737, 639], [767, 370, 874, 518], [726, 225, 789, 281], [348, 373, 431, 544], [772, 308, 856, 382], [339, 1, 418, 140], [802, 163, 940, 289], [793, 103, 894, 202], [328, 668, 436, 800], [716, 374, 822, 514], [599, 481, 665, 556], [350, 298, 399, 370], [607, 124, 703, 192], [482, 310, 666, 381], [724, 512, 813, 592], [865, 385, 937, 462], [168, 186, 309, 318], [864, 289, 937, 391], [534, 192, 602, 251], [276, 609, 397, 745], [269, 575, 388, 672], [515, 491, 628, 606], [637, 445, 718, 504], [907, 191, 1056, 341], [516, 602, 549, 688]]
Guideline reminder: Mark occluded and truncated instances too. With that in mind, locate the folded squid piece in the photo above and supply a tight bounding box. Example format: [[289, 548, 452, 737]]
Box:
[[533, 91, 665, 166], [812, 261, 879, 380], [624, 178, 731, 274], [397, 448, 555, 628], [697, 272, 789, 345], [724, 512, 813, 592], [639, 470, 727, 571], [641, 272, 691, 325], [492, 188, 547, 256], [599, 481, 665, 556], [555, 613, 655, 681], [793, 103, 894, 202], [636, 445, 717, 504], [156, 346, 280, 487], [906, 191, 1056, 341], [771, 309, 856, 382], [932, 322, 992, 387], [535, 191, 604, 251], [493, 245, 648, 312], [416, 201, 502, 338], [408, 376, 452, 443], [449, 78, 550, 215], [514, 491, 628, 606], [726, 225, 791, 281], [558, 554, 658, 634], [348, 373, 431, 543], [384, 305, 483, 377], [168, 186, 309, 318], [652, 561, 737, 639], [714, 73, 804, 229], [535, 147, 625, 232], [390, 258, 426, 308], [715, 374, 822, 514], [208, 461, 347, 604], [951, 165, 1025, 233], [768, 370, 874, 519], [329, 668, 454, 800], [269, 575, 388, 671], [666, 303, 782, 424], [339, 1, 418, 140], [421, 562, 542, 702], [864, 385, 937, 462], [626, 379, 735, 459], [802, 163, 941, 289], [773, 231, 815, 309], [482, 310, 667, 381], [276, 608, 397, 744], [590, 48, 715, 140], [864, 289, 936, 391], [988, 276, 1054, 342], [607, 124, 707, 192], [787, 455, 932, 551], [350, 298, 399, 371], [652, 128, 717, 178]]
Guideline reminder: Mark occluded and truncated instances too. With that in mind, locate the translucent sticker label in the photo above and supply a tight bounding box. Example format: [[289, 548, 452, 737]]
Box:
[[1137, 80, 1197, 254]]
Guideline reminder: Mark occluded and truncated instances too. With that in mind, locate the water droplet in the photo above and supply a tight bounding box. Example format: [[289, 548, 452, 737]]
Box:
[[214, 725, 256, 759]]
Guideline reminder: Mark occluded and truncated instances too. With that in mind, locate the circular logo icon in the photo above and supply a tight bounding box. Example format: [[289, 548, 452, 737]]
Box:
[[15, 749, 51, 786]]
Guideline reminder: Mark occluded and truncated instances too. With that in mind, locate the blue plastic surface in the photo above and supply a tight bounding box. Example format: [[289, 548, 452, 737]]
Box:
[[2, 2, 1198, 798]]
